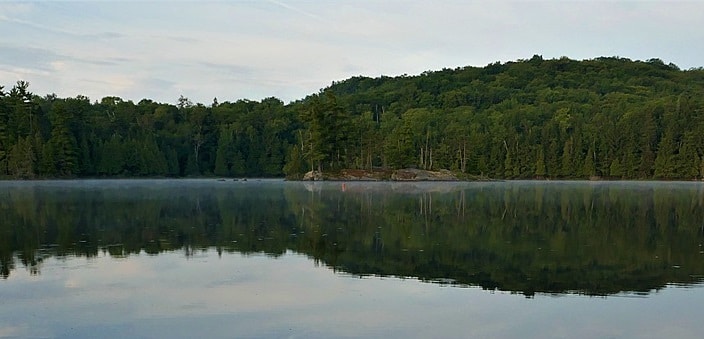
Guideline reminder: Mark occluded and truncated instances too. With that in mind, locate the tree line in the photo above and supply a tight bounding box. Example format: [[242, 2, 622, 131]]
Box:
[[0, 83, 298, 178], [2, 55, 704, 179]]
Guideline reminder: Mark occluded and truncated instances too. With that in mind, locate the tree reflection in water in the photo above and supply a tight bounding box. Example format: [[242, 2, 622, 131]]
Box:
[[1, 180, 704, 296]]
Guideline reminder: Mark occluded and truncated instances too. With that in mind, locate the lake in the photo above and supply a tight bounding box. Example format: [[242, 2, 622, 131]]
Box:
[[1, 179, 704, 338]]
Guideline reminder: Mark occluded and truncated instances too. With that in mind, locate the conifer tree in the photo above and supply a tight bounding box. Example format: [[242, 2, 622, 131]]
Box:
[[47, 102, 78, 177]]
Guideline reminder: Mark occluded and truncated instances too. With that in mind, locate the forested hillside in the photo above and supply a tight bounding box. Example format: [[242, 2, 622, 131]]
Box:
[[1, 55, 704, 179]]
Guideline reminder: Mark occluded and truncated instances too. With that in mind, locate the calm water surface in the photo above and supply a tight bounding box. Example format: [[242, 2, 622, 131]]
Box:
[[1, 179, 704, 338]]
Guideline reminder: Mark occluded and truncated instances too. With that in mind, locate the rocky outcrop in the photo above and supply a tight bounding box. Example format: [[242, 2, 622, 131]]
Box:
[[390, 168, 458, 181], [301, 169, 385, 181], [302, 170, 324, 181], [300, 168, 463, 181], [332, 169, 392, 181]]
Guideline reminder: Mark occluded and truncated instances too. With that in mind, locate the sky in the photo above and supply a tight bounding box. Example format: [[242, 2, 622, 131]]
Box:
[[1, 0, 703, 105]]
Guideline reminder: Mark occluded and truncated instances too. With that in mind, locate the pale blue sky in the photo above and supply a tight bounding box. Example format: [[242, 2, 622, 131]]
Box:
[[1, 0, 702, 104]]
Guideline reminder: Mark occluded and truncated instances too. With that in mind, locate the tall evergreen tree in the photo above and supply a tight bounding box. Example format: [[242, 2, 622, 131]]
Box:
[[0, 86, 8, 176], [535, 148, 546, 178], [7, 136, 35, 178], [214, 127, 234, 176], [46, 102, 78, 177]]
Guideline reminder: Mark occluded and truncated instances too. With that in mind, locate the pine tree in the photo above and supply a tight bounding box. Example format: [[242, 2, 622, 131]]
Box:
[[283, 145, 306, 179], [39, 142, 56, 176], [7, 136, 35, 178], [609, 158, 624, 178], [214, 146, 229, 176], [135, 135, 168, 176], [214, 128, 233, 176], [185, 152, 199, 176], [78, 135, 92, 176], [561, 137, 574, 177], [535, 148, 546, 178], [302, 91, 351, 171], [0, 86, 8, 176], [654, 130, 676, 179], [231, 151, 246, 177], [673, 135, 699, 179], [637, 109, 658, 178], [583, 146, 596, 178], [97, 135, 126, 176], [165, 148, 180, 177], [47, 102, 78, 177], [503, 147, 513, 178]]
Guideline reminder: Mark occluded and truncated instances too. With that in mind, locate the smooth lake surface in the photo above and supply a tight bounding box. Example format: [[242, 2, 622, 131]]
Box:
[[2, 179, 704, 338]]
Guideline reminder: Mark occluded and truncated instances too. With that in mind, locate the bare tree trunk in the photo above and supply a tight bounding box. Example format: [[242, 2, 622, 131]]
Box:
[[368, 147, 372, 170], [310, 132, 314, 172], [429, 148, 433, 170], [193, 137, 203, 171], [299, 130, 304, 152], [360, 133, 364, 170], [425, 130, 430, 169], [461, 141, 467, 173], [420, 147, 424, 169]]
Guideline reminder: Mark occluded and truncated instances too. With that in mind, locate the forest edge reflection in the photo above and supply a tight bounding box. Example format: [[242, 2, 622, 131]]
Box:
[[2, 180, 704, 297]]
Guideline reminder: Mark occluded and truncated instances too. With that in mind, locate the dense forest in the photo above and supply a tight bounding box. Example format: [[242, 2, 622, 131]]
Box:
[[1, 55, 704, 180]]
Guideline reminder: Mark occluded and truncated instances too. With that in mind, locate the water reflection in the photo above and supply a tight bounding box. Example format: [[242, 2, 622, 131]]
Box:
[[2, 179, 704, 296]]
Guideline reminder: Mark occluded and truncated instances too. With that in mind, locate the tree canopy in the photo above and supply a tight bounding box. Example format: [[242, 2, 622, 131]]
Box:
[[2, 55, 704, 180]]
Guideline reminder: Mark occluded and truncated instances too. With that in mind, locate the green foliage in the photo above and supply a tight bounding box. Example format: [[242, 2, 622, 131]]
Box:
[[7, 136, 35, 178], [316, 57, 704, 180], [283, 144, 306, 179], [300, 91, 352, 171], [0, 89, 8, 177], [39, 142, 56, 176], [583, 146, 596, 178], [213, 142, 229, 177], [134, 134, 168, 176], [609, 158, 624, 178], [2, 56, 704, 179], [46, 102, 78, 177], [97, 135, 125, 176], [535, 148, 546, 178]]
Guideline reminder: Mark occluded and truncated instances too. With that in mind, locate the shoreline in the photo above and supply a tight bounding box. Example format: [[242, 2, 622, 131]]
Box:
[[297, 168, 495, 182]]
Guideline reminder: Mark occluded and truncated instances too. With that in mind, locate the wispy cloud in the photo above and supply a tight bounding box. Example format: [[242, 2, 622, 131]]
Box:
[[0, 45, 61, 71], [0, 15, 124, 40], [0, 44, 131, 70], [266, 0, 325, 22], [198, 61, 255, 78], [157, 35, 200, 44]]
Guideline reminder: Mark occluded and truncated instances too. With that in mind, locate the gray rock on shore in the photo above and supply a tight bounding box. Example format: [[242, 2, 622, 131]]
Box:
[[300, 168, 459, 181]]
